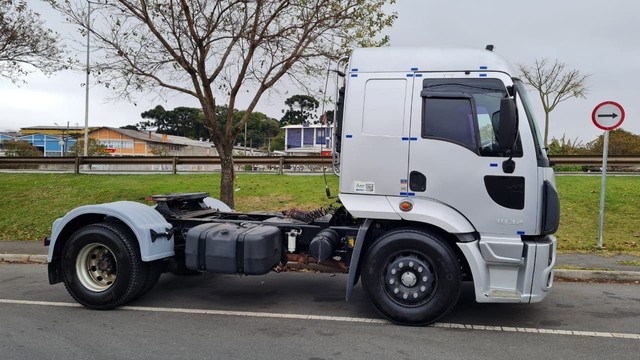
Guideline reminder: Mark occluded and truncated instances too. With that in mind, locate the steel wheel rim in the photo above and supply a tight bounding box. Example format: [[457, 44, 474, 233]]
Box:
[[382, 252, 436, 306], [75, 243, 117, 292]]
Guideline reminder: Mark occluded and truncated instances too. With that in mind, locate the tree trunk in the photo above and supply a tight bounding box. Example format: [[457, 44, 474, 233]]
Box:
[[218, 147, 235, 209], [544, 111, 550, 149]]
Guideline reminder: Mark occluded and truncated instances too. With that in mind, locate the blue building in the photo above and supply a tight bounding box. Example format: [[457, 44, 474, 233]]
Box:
[[0, 134, 14, 144], [0, 134, 15, 156], [16, 133, 77, 157], [282, 124, 334, 156]]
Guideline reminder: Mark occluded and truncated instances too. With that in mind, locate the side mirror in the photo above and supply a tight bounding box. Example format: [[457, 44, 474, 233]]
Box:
[[497, 97, 517, 151]]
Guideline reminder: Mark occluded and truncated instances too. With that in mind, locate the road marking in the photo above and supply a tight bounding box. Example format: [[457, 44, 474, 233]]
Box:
[[0, 299, 82, 308], [1, 298, 639, 340]]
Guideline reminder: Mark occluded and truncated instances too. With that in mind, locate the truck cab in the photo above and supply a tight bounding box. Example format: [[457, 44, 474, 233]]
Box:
[[337, 48, 558, 317]]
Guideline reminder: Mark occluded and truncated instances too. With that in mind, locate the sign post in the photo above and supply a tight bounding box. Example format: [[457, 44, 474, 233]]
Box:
[[591, 101, 625, 248]]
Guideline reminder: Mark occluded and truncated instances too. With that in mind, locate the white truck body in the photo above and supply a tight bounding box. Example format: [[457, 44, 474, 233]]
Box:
[[337, 47, 557, 304], [47, 47, 559, 325]]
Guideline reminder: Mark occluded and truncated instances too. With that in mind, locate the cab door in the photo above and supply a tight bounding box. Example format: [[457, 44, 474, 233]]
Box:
[[339, 72, 413, 197], [407, 72, 539, 236]]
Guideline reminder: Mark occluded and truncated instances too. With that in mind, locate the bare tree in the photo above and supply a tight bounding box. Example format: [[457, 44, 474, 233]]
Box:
[[49, 0, 396, 208], [518, 58, 589, 148], [0, 0, 66, 82]]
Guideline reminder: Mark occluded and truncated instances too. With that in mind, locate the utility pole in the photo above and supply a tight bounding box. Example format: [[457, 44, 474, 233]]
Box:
[[83, 1, 101, 157]]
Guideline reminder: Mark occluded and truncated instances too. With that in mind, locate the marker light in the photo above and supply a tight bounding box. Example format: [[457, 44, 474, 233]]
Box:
[[399, 200, 413, 212]]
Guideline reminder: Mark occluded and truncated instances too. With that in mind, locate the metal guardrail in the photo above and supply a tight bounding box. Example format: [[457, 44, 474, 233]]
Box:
[[549, 155, 640, 167], [0, 155, 335, 174], [0, 155, 638, 174]]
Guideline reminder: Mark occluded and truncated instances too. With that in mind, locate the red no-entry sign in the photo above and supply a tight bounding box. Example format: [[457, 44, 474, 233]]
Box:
[[592, 101, 625, 131]]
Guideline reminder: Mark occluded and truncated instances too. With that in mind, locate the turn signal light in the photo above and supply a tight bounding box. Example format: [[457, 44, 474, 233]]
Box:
[[399, 200, 413, 212]]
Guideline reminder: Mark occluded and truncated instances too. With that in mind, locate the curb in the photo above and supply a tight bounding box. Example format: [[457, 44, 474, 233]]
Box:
[[555, 269, 640, 282], [0, 254, 47, 264]]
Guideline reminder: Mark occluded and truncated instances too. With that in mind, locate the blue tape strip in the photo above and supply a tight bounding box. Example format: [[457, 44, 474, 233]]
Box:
[[345, 134, 353, 138], [517, 231, 525, 235], [351, 74, 358, 77], [406, 74, 414, 77], [479, 73, 487, 77], [416, 74, 423, 77], [410, 137, 417, 141], [480, 66, 488, 70], [411, 67, 418, 71], [400, 192, 408, 196], [351, 68, 359, 72], [490, 163, 498, 167], [408, 193, 416, 197], [402, 137, 409, 141]]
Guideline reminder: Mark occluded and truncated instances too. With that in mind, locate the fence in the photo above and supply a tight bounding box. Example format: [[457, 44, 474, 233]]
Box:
[[0, 155, 639, 174], [0, 156, 332, 174]]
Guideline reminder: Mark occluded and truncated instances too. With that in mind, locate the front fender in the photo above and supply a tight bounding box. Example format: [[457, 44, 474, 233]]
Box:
[[48, 201, 174, 262], [387, 197, 475, 233]]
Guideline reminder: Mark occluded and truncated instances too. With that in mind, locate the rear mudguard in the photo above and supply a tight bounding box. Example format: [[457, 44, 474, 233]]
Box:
[[48, 201, 174, 263]]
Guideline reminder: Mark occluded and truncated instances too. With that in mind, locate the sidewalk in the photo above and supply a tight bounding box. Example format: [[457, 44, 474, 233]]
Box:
[[1, 240, 639, 282]]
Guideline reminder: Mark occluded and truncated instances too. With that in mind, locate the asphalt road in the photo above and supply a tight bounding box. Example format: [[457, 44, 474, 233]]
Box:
[[1, 263, 638, 360]]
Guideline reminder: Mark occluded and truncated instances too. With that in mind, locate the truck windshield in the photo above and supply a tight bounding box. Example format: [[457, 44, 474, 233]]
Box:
[[514, 79, 549, 165]]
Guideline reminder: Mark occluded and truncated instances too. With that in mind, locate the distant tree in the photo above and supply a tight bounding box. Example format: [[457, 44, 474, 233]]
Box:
[[139, 105, 206, 139], [585, 129, 640, 155], [120, 124, 139, 130], [4, 140, 43, 156], [137, 105, 168, 131], [518, 59, 589, 148], [0, 0, 66, 82], [68, 138, 110, 156], [547, 135, 587, 156], [241, 111, 281, 149], [133, 104, 279, 148], [280, 95, 320, 125], [214, 107, 280, 149], [270, 131, 285, 151], [322, 110, 335, 125]]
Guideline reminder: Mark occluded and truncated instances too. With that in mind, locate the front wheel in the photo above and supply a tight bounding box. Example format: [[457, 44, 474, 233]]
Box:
[[361, 229, 461, 325], [61, 223, 146, 309]]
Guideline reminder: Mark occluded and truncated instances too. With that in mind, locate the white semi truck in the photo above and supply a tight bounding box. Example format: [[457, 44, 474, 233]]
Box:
[[46, 46, 559, 325]]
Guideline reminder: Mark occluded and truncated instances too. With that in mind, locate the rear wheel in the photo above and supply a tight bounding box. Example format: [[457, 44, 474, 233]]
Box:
[[361, 228, 461, 325], [133, 259, 164, 300], [62, 223, 146, 309]]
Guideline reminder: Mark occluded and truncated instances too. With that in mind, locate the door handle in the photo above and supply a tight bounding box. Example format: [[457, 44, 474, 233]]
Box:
[[409, 171, 427, 192]]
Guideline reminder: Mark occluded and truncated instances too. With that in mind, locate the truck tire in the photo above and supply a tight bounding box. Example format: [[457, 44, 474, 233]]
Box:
[[361, 228, 461, 326], [132, 260, 164, 300], [61, 222, 146, 309]]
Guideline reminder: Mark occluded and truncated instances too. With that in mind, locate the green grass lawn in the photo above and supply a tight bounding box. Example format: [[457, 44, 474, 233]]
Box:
[[0, 173, 637, 255], [0, 173, 338, 241], [555, 176, 639, 255]]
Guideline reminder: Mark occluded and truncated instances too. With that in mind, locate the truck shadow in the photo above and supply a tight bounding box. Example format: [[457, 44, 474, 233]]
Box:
[[131, 272, 550, 328]]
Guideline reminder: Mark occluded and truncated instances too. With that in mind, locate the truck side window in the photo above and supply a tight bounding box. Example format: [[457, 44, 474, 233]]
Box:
[[363, 79, 407, 137], [422, 97, 477, 151], [421, 78, 522, 157]]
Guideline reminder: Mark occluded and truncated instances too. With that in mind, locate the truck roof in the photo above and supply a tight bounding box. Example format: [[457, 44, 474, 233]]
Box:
[[349, 47, 516, 75]]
